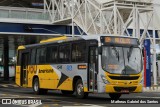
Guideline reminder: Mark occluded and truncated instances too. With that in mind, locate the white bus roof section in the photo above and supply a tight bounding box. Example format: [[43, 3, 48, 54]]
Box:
[[82, 35, 138, 40]]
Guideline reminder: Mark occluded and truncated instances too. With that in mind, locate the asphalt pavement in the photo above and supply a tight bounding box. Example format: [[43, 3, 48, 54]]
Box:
[[0, 83, 160, 107], [0, 76, 160, 107]]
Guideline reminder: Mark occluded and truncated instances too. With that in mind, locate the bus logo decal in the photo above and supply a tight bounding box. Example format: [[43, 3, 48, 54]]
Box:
[[57, 65, 62, 69], [39, 69, 54, 73], [29, 66, 35, 74], [66, 65, 72, 71]]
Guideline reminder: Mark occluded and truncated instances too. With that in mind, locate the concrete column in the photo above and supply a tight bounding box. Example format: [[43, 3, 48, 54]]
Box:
[[3, 37, 9, 81]]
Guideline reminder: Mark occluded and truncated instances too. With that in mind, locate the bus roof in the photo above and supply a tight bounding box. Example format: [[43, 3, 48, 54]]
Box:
[[40, 36, 67, 43], [17, 35, 139, 49], [18, 36, 84, 49]]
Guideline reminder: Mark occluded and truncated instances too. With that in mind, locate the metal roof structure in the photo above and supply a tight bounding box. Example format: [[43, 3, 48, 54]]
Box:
[[0, 0, 158, 84]]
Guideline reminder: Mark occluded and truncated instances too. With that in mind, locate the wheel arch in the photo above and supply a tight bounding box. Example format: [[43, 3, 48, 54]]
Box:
[[73, 76, 82, 91]]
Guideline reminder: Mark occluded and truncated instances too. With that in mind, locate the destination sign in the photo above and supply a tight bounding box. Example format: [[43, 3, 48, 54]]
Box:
[[101, 36, 139, 46]]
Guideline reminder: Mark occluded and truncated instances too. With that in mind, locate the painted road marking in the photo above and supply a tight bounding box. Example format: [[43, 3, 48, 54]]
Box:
[[63, 104, 106, 107], [43, 105, 50, 107], [0, 93, 40, 99], [1, 85, 8, 87], [52, 100, 61, 102], [0, 84, 19, 88], [52, 104, 59, 106], [0, 94, 7, 96], [10, 95, 21, 97], [136, 96, 160, 98], [11, 84, 19, 87]]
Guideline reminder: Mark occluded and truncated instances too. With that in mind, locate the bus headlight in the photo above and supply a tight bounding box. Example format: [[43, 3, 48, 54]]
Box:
[[101, 75, 109, 84], [140, 78, 143, 84]]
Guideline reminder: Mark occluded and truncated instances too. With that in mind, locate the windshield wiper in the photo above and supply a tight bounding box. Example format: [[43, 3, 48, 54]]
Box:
[[127, 46, 133, 62]]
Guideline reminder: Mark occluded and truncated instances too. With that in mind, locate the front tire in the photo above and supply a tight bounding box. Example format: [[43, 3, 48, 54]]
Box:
[[33, 78, 48, 95], [75, 79, 88, 98], [109, 93, 121, 100]]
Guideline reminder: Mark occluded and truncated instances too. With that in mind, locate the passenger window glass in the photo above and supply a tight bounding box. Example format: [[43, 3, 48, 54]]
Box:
[[72, 42, 86, 62], [47, 46, 58, 63], [36, 48, 46, 64], [59, 45, 70, 63], [31, 49, 36, 64]]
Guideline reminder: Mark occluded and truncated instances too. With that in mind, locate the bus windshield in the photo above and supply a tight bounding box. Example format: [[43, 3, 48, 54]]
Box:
[[102, 46, 142, 74]]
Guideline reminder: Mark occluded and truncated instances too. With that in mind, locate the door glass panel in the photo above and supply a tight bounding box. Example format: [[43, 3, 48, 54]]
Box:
[[89, 47, 98, 91], [21, 53, 29, 86]]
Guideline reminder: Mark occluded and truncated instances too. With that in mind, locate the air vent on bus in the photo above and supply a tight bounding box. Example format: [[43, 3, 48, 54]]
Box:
[[109, 76, 139, 80], [114, 86, 137, 92]]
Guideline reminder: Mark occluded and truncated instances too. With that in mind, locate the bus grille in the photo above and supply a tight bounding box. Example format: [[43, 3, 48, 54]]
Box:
[[109, 76, 139, 80], [114, 87, 137, 92]]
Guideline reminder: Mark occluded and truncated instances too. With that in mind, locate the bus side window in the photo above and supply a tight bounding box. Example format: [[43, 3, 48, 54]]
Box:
[[72, 42, 86, 62], [46, 46, 58, 63], [36, 48, 40, 64], [30, 49, 36, 65], [59, 45, 70, 63], [36, 48, 46, 64]]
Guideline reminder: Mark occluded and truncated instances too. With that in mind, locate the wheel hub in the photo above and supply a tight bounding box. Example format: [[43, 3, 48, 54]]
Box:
[[77, 84, 83, 95], [34, 81, 38, 91]]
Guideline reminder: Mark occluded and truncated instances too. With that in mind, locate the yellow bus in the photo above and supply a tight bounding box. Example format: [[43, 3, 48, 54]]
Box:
[[16, 35, 143, 99]]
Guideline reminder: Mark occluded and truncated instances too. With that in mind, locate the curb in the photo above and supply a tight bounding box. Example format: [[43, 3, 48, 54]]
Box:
[[143, 87, 160, 92]]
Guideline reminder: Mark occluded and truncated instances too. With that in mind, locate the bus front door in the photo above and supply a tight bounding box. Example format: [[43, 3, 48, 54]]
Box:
[[88, 47, 98, 92], [20, 52, 29, 87]]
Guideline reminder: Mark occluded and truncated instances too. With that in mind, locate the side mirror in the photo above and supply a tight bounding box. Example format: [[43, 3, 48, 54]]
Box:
[[98, 46, 102, 55]]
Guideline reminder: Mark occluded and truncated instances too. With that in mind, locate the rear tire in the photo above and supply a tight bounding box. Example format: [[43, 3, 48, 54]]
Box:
[[109, 93, 121, 100], [61, 90, 74, 95], [75, 79, 88, 98], [33, 78, 48, 95]]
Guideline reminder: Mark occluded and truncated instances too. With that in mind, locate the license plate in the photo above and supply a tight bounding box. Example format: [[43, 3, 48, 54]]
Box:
[[121, 89, 129, 93]]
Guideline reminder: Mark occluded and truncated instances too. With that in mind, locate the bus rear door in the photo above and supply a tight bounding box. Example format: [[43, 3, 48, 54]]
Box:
[[20, 52, 29, 87]]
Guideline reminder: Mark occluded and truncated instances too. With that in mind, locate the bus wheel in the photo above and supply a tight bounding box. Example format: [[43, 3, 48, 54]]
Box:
[[75, 79, 88, 98], [33, 78, 44, 95], [61, 90, 74, 95], [109, 93, 121, 100]]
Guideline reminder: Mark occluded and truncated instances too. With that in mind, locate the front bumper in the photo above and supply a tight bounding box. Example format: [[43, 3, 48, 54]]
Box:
[[106, 84, 143, 93]]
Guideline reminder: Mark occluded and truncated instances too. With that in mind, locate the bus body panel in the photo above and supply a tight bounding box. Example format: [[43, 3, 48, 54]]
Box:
[[25, 63, 88, 91], [27, 65, 37, 88], [16, 35, 143, 96], [51, 63, 88, 91], [15, 66, 21, 86], [105, 72, 143, 93], [35, 65, 55, 89]]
